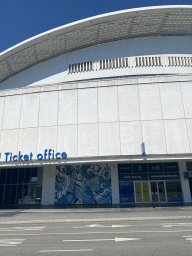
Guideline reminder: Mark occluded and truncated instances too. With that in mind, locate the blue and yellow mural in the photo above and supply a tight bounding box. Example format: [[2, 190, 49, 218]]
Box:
[[55, 163, 112, 204]]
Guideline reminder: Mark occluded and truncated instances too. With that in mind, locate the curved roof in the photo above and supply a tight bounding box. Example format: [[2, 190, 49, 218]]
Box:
[[1, 5, 192, 84]]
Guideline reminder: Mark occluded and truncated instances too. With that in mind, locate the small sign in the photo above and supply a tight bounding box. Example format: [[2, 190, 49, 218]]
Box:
[[149, 172, 179, 180], [119, 181, 135, 203], [119, 173, 148, 181], [184, 172, 189, 179], [141, 142, 145, 155], [31, 177, 37, 183], [118, 164, 132, 174]]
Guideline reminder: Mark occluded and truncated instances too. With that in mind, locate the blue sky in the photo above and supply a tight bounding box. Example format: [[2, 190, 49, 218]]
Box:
[[0, 0, 191, 53]]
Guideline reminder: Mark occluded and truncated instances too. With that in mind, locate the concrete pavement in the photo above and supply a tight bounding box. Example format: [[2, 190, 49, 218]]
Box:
[[1, 206, 192, 225]]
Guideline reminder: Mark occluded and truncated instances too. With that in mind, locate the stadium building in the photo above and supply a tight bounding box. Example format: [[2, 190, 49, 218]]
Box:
[[1, 5, 192, 207]]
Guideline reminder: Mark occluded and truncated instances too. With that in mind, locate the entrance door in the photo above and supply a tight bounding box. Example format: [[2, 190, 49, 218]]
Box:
[[135, 181, 150, 203], [150, 181, 167, 202]]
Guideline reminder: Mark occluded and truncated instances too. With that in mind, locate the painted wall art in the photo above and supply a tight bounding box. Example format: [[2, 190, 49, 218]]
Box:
[[55, 163, 112, 204]]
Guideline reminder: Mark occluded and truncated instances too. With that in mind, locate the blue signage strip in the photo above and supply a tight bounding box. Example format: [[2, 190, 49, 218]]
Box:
[[4, 149, 67, 162]]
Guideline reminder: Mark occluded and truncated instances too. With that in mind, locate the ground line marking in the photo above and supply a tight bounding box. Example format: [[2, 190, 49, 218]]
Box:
[[2, 229, 192, 236], [39, 249, 93, 252], [63, 237, 141, 242]]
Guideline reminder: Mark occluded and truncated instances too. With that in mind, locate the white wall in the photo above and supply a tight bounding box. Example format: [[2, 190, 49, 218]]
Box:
[[1, 74, 192, 162]]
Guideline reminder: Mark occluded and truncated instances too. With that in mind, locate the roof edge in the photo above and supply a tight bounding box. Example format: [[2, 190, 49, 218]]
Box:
[[1, 5, 192, 57]]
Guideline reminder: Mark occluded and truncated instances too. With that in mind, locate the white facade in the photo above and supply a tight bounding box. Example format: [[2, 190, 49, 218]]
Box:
[[1, 74, 192, 159], [0, 6, 192, 206]]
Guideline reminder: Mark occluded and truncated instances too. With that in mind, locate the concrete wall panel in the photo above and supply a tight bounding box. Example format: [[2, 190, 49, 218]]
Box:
[[39, 91, 58, 127], [120, 121, 142, 155], [99, 122, 120, 156], [2, 95, 22, 130], [98, 87, 118, 123], [18, 128, 38, 157], [142, 120, 167, 154], [78, 88, 98, 124], [139, 84, 162, 120], [186, 119, 192, 153], [57, 125, 77, 158], [0, 129, 19, 160], [164, 119, 190, 154], [0, 97, 5, 131], [37, 126, 57, 157], [180, 82, 192, 118], [78, 123, 98, 157], [58, 90, 77, 125], [20, 93, 40, 128], [118, 85, 140, 121], [160, 83, 185, 119]]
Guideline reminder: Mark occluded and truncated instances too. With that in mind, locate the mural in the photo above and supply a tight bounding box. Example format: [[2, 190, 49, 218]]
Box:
[[55, 163, 112, 204]]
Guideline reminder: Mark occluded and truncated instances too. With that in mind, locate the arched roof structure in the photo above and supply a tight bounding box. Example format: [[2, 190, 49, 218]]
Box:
[[0, 5, 192, 83]]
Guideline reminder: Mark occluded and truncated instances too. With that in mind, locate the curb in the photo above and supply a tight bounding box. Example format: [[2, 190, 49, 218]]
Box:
[[1, 216, 192, 225]]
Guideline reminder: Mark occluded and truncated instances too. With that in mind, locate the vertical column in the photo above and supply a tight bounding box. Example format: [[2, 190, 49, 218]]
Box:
[[111, 163, 119, 204], [41, 165, 56, 205], [178, 160, 191, 203]]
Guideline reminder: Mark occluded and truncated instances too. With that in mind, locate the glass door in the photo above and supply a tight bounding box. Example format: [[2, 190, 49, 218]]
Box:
[[151, 182, 158, 202], [135, 182, 142, 202], [150, 181, 167, 202], [135, 181, 150, 203], [158, 181, 166, 202], [142, 182, 150, 202]]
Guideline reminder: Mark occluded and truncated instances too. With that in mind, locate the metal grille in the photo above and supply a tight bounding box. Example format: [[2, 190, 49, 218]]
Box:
[[99, 58, 129, 70], [69, 61, 94, 74], [168, 56, 192, 67], [135, 56, 162, 67]]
